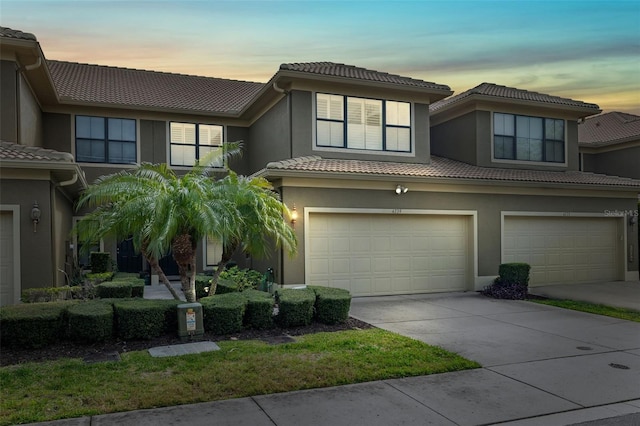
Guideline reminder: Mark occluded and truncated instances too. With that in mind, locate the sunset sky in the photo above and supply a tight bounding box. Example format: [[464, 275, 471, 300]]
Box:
[[2, 0, 639, 114]]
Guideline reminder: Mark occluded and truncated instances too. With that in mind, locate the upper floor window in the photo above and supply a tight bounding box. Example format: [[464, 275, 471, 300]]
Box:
[[170, 122, 223, 167], [76, 116, 136, 163], [316, 94, 411, 153], [494, 113, 565, 163]]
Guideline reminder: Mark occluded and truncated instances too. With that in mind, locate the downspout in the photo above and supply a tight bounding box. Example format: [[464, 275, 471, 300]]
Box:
[[52, 172, 79, 285]]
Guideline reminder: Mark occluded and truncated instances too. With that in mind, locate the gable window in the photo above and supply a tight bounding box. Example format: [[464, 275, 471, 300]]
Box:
[[316, 93, 411, 153], [170, 122, 223, 167], [76, 116, 136, 163], [494, 113, 565, 163]]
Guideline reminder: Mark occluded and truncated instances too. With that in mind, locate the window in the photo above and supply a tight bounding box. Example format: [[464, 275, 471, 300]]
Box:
[[316, 94, 411, 152], [205, 235, 223, 267], [494, 113, 564, 163], [76, 116, 136, 163], [170, 122, 223, 167]]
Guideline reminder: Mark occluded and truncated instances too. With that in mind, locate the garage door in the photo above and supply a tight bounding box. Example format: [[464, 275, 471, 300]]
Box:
[[0, 211, 16, 306], [503, 216, 620, 287], [307, 213, 471, 296]]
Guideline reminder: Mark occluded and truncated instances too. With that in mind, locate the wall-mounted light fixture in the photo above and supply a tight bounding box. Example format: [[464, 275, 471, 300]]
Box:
[[395, 185, 408, 195], [290, 204, 298, 225], [30, 201, 41, 233], [630, 215, 638, 226]]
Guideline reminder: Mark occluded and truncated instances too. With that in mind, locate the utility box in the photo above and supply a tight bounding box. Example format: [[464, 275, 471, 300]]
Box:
[[177, 303, 204, 341]]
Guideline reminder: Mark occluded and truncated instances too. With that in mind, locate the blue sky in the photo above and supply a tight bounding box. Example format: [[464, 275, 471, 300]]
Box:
[[2, 0, 639, 113]]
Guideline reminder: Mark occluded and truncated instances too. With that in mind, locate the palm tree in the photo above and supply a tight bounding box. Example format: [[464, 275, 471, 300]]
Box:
[[207, 171, 297, 295], [75, 145, 297, 302]]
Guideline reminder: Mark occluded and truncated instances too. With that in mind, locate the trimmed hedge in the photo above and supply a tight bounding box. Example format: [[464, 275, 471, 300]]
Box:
[[21, 286, 83, 303], [96, 282, 132, 299], [219, 267, 262, 292], [242, 289, 275, 329], [85, 272, 114, 283], [0, 301, 76, 349], [499, 263, 531, 286], [113, 299, 181, 340], [67, 300, 114, 342], [110, 277, 145, 298], [195, 275, 212, 299], [482, 262, 531, 300], [310, 286, 351, 325], [200, 293, 246, 334], [276, 288, 316, 327], [214, 278, 239, 295]]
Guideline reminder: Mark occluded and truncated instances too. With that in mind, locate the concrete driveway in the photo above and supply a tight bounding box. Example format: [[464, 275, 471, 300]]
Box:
[[529, 281, 640, 311], [349, 291, 640, 425]]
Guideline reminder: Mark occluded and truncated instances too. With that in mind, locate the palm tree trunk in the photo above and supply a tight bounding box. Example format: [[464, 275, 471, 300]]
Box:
[[172, 233, 197, 303], [208, 244, 237, 296]]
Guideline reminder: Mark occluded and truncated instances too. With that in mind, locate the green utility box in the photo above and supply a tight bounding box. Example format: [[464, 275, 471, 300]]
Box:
[[177, 302, 204, 341]]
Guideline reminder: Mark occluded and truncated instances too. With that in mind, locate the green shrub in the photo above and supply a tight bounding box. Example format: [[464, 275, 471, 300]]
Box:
[[21, 286, 83, 303], [276, 288, 315, 327], [499, 263, 531, 286], [310, 286, 351, 325], [67, 300, 114, 342], [111, 277, 145, 298], [214, 278, 239, 294], [200, 293, 246, 334], [219, 267, 262, 292], [0, 301, 75, 349], [242, 289, 275, 329], [195, 275, 212, 299], [96, 281, 133, 299], [113, 299, 180, 340], [85, 271, 114, 283], [90, 252, 111, 273], [113, 272, 140, 279]]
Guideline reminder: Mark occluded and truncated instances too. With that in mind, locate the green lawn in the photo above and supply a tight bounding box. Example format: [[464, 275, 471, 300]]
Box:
[[530, 299, 640, 322], [0, 328, 479, 425]]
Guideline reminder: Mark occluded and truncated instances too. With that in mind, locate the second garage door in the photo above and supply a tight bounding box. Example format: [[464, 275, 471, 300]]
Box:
[[503, 216, 621, 287], [307, 213, 472, 296]]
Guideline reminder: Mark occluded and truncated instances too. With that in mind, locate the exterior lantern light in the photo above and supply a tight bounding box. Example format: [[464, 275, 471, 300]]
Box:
[[30, 201, 41, 233], [290, 204, 298, 225]]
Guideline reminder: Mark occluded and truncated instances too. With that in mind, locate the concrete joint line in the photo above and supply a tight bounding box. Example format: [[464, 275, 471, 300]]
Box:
[[250, 396, 279, 425], [382, 379, 460, 425]]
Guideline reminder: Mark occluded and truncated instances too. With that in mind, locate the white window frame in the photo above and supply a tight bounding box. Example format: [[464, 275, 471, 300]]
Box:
[[170, 122, 225, 167]]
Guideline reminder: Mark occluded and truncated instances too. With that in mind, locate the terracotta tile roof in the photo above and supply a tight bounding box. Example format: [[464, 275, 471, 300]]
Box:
[[280, 62, 451, 92], [47, 60, 264, 115], [0, 141, 75, 162], [430, 82, 600, 112], [579, 112, 640, 148], [0, 26, 37, 41], [264, 155, 640, 188]]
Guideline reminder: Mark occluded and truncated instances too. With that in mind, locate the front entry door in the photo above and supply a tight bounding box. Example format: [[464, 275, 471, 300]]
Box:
[[117, 237, 142, 273]]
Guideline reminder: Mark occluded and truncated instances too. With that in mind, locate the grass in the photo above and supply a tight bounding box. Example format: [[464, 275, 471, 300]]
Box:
[[0, 328, 479, 425], [530, 299, 640, 322]]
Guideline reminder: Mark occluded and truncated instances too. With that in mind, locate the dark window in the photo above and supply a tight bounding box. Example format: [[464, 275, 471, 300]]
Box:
[[76, 116, 136, 163], [494, 113, 564, 163]]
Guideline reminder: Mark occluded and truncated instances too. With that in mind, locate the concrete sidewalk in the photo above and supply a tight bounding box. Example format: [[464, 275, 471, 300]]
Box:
[[23, 292, 640, 426]]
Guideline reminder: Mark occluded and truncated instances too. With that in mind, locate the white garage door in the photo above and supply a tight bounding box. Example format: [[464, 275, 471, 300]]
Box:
[[504, 216, 621, 287], [307, 213, 471, 296], [0, 211, 16, 306]]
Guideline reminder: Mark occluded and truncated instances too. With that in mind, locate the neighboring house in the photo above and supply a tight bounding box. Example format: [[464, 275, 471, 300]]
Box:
[[1, 26, 638, 305], [578, 111, 640, 180]]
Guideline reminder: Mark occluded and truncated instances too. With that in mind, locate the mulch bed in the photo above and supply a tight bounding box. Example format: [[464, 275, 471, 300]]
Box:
[[0, 317, 373, 367]]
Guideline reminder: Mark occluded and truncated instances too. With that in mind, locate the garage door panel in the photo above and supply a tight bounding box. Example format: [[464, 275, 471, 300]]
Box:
[[504, 216, 619, 287], [308, 213, 471, 296]]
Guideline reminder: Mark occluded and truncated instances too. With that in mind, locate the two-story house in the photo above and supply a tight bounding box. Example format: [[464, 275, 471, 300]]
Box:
[[1, 26, 638, 305]]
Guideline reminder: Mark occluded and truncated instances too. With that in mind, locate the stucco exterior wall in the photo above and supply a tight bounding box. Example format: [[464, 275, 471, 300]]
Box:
[[1, 60, 17, 143], [52, 186, 74, 286], [582, 147, 640, 180], [140, 119, 166, 164], [278, 184, 638, 285], [43, 113, 71, 152], [0, 179, 54, 289], [430, 111, 477, 164], [247, 97, 291, 175], [18, 73, 42, 147]]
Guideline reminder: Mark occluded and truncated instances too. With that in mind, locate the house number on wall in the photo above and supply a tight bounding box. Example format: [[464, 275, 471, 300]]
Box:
[[391, 209, 402, 214]]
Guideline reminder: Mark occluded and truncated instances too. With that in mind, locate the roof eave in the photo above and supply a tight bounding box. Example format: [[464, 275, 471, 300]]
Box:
[[56, 98, 243, 118]]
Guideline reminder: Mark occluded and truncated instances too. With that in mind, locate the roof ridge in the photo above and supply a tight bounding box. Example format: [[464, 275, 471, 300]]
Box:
[[47, 59, 264, 85]]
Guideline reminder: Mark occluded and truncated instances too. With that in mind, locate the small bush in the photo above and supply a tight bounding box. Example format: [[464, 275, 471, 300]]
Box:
[[0, 301, 75, 349], [111, 277, 145, 298], [219, 267, 262, 292], [310, 286, 351, 325], [200, 293, 246, 334], [90, 252, 111, 273], [214, 278, 239, 295], [85, 271, 114, 284], [499, 263, 531, 286], [67, 300, 114, 342], [242, 289, 275, 329], [96, 281, 133, 299], [195, 275, 212, 299], [21, 286, 83, 303], [113, 299, 180, 340], [276, 288, 315, 327]]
